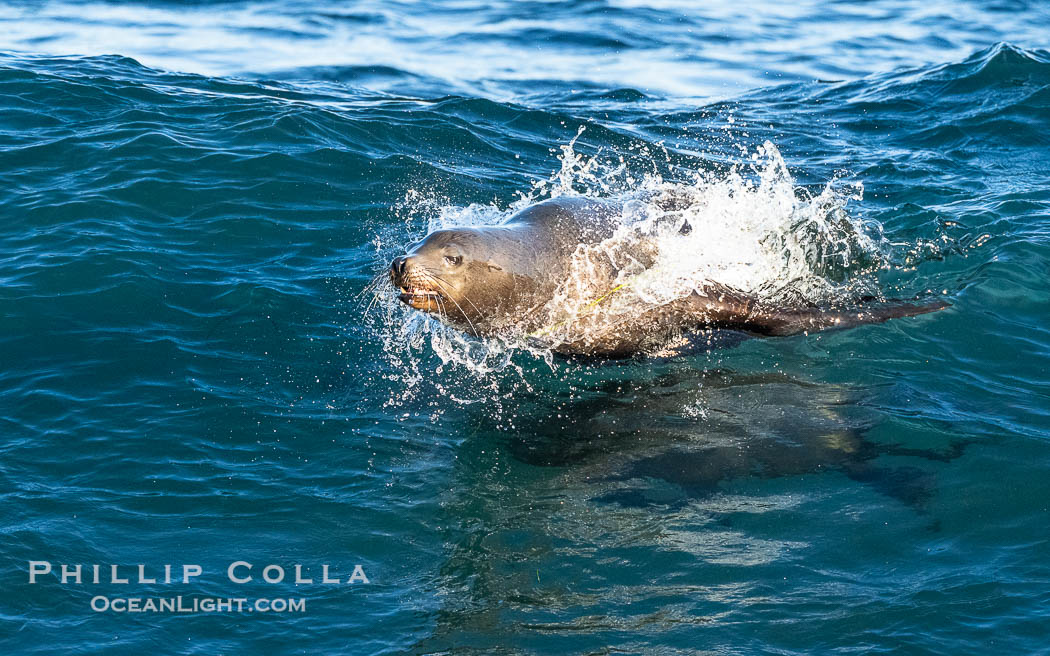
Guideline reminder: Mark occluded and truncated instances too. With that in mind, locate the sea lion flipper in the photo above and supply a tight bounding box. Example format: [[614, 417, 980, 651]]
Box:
[[750, 298, 949, 336], [674, 289, 949, 336]]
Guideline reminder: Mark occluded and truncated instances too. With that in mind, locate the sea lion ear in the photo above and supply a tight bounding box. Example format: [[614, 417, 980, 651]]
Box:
[[486, 261, 503, 272]]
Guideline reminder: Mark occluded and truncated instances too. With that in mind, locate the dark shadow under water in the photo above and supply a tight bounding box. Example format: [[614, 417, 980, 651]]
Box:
[[503, 366, 966, 509], [412, 359, 970, 653]]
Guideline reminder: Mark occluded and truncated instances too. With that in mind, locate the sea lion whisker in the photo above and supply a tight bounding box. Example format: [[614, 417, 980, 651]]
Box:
[[428, 271, 485, 319], [363, 288, 388, 318], [359, 274, 402, 320], [363, 291, 378, 316], [427, 281, 455, 329], [357, 272, 388, 303], [423, 271, 480, 337], [435, 294, 450, 324], [444, 294, 480, 338]]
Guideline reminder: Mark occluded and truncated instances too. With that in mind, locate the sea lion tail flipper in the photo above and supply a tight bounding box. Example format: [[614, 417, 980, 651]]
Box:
[[748, 297, 950, 336], [675, 289, 949, 336]]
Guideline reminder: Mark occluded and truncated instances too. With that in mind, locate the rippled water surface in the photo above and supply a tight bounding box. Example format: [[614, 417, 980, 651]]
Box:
[[2, 1, 1049, 654]]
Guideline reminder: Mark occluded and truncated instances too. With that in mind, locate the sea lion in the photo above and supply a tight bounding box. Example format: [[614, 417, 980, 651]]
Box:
[[389, 197, 947, 358]]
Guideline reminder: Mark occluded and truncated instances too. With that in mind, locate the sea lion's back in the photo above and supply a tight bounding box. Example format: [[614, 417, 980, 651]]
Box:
[[506, 197, 621, 247]]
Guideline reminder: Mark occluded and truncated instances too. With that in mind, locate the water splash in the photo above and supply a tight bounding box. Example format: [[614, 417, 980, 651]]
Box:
[[535, 141, 884, 348], [367, 135, 907, 389]]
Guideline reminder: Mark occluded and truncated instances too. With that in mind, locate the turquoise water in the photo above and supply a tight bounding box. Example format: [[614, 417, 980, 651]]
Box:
[[2, 1, 1050, 653]]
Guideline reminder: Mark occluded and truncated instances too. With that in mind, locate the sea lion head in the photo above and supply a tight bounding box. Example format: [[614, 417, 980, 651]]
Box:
[[390, 227, 522, 333]]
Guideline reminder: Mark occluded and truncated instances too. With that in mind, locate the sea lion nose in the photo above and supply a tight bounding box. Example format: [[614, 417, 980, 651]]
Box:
[[390, 255, 409, 282]]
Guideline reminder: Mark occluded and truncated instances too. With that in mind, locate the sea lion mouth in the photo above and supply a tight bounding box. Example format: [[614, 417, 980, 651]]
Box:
[[398, 285, 442, 310]]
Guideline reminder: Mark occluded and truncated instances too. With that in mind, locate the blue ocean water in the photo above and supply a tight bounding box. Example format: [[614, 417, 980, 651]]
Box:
[[1, 1, 1049, 653]]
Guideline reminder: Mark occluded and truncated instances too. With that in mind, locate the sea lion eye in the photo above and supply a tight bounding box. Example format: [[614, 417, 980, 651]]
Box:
[[444, 255, 463, 266]]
